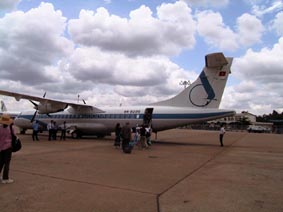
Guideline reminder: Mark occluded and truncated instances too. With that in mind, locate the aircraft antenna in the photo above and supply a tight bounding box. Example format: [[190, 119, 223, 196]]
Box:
[[179, 80, 191, 89]]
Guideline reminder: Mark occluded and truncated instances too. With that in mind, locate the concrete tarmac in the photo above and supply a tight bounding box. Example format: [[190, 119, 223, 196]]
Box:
[[1, 129, 283, 212]]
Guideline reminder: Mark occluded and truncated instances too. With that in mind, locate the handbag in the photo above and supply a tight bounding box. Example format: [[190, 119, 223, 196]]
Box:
[[10, 125, 22, 152]]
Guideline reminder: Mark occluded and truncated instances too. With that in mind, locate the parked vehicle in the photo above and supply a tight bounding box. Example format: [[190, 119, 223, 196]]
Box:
[[247, 125, 270, 133]]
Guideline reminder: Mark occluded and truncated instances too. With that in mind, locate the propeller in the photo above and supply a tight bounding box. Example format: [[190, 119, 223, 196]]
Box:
[[78, 94, 86, 105], [30, 100, 38, 123], [30, 92, 46, 123], [31, 109, 38, 123]]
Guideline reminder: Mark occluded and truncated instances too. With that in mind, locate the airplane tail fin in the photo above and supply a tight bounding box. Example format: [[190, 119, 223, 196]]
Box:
[[1, 100, 7, 112], [151, 52, 233, 108]]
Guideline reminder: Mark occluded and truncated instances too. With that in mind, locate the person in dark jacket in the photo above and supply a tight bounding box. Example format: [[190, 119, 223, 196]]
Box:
[[121, 122, 132, 151], [114, 123, 121, 148]]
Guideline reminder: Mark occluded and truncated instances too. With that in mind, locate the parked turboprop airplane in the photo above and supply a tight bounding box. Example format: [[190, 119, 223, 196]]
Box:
[[0, 52, 235, 138]]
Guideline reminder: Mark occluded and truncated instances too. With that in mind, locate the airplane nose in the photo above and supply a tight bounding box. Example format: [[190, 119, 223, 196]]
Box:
[[14, 116, 32, 129]]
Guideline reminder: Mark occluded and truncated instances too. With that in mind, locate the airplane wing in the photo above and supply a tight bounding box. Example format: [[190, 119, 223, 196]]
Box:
[[0, 89, 104, 114]]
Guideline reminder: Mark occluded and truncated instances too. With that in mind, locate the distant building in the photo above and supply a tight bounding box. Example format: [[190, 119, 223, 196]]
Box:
[[209, 111, 256, 124], [209, 111, 273, 132]]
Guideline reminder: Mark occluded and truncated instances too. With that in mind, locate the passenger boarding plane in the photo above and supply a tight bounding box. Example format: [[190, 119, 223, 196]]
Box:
[[0, 52, 235, 138]]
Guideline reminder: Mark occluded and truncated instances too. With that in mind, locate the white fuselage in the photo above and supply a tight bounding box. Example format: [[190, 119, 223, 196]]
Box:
[[15, 105, 235, 136]]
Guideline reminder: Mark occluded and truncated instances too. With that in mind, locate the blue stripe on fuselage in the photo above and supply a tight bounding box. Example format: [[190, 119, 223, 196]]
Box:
[[152, 112, 229, 119]]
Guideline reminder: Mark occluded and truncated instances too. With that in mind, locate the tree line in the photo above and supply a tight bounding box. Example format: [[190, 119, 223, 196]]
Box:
[[256, 110, 283, 122]]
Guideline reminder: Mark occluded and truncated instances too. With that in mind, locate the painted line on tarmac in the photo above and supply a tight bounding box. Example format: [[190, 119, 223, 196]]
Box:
[[156, 133, 248, 212], [12, 169, 157, 196]]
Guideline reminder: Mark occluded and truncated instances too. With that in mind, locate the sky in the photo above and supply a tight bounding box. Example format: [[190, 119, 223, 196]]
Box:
[[0, 0, 282, 115]]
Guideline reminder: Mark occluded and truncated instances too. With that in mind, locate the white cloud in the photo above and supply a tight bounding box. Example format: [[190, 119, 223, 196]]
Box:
[[252, 0, 283, 17], [236, 13, 264, 46], [0, 2, 73, 85], [196, 10, 238, 51], [68, 1, 196, 56], [234, 38, 283, 83], [222, 83, 281, 115], [66, 46, 194, 99], [223, 37, 283, 114], [272, 12, 283, 36], [196, 11, 264, 51], [0, 1, 198, 111]]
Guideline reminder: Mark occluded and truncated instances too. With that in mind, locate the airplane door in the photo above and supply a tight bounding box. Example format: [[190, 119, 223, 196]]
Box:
[[143, 108, 153, 126]]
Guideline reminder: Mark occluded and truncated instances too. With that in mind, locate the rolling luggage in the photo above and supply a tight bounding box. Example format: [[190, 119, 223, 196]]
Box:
[[123, 145, 132, 154]]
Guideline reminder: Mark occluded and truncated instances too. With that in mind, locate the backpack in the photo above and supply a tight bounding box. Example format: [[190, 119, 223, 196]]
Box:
[[10, 125, 22, 152]]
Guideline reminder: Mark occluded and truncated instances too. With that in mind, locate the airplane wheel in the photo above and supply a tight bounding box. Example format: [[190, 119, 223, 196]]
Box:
[[71, 131, 81, 139], [20, 129, 26, 134]]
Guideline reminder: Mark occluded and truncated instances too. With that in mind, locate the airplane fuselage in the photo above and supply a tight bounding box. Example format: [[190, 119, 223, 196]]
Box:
[[15, 105, 235, 137]]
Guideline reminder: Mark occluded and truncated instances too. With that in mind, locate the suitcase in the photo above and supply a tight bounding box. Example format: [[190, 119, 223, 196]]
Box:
[[123, 145, 132, 154]]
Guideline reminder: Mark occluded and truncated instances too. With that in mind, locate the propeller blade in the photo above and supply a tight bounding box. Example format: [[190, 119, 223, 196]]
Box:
[[83, 99, 86, 105], [29, 100, 38, 108], [43, 92, 46, 98], [29, 100, 38, 110], [31, 110, 37, 123]]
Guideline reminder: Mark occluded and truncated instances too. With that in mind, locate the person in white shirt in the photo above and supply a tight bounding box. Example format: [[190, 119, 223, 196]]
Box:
[[219, 124, 226, 147], [47, 120, 54, 141]]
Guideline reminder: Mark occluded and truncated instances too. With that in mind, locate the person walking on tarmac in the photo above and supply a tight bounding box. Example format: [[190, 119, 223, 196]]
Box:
[[114, 123, 121, 148], [60, 121, 67, 141], [139, 125, 148, 149], [47, 120, 54, 141], [145, 125, 152, 146], [121, 122, 132, 151], [219, 124, 226, 147], [32, 120, 40, 141]]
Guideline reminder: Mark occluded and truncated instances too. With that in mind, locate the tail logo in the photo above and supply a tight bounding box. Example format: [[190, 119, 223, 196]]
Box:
[[188, 71, 215, 107]]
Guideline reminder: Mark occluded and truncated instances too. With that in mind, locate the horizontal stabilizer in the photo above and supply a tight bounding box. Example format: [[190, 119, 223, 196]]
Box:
[[205, 52, 228, 68]]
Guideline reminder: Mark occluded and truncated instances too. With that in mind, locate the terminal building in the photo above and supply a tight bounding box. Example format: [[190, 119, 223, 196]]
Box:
[[207, 112, 273, 132], [212, 111, 256, 124], [190, 111, 282, 134]]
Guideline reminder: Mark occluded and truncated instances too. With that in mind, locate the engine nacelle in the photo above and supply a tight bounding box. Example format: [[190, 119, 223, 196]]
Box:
[[37, 103, 68, 114]]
